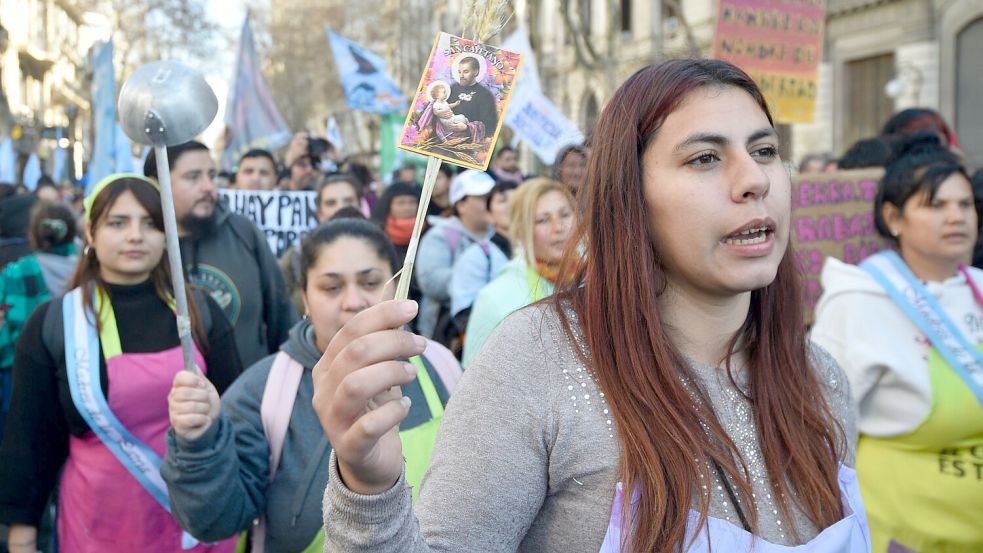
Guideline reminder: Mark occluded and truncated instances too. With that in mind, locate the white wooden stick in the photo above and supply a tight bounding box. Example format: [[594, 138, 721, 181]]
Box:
[[395, 156, 442, 301]]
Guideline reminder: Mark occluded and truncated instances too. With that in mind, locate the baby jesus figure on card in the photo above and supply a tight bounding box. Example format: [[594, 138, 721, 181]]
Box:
[[416, 55, 498, 144]]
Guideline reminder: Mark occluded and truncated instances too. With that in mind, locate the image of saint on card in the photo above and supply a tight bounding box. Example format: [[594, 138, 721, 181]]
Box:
[[398, 32, 522, 171]]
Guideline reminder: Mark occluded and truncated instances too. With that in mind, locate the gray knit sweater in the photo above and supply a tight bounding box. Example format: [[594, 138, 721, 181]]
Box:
[[322, 303, 856, 552]]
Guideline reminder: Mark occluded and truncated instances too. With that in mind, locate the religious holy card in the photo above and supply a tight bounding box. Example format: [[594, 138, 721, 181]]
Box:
[[398, 32, 522, 171]]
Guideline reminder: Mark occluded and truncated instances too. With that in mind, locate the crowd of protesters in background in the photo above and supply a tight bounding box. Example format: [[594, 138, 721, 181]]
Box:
[[0, 64, 982, 553]]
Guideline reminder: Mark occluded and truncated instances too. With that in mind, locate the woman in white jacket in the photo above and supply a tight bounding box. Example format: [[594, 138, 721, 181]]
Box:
[[811, 132, 983, 552]]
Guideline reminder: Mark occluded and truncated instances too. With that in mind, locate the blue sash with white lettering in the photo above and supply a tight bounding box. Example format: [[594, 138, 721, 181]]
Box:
[[860, 250, 983, 407], [63, 287, 197, 549]]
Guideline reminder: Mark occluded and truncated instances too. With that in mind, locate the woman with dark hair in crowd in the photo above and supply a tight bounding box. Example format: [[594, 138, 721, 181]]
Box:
[[0, 200, 79, 441], [164, 217, 460, 553], [312, 59, 867, 551], [346, 162, 377, 215], [0, 174, 241, 552], [837, 135, 901, 170], [881, 108, 961, 152], [372, 182, 423, 266], [813, 132, 982, 552], [553, 144, 588, 195], [425, 164, 456, 219]]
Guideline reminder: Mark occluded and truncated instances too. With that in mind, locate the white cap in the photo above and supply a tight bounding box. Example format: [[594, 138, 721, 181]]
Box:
[[449, 170, 496, 205]]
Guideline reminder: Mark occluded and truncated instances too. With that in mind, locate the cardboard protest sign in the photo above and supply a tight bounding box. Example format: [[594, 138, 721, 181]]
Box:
[[712, 0, 826, 123], [398, 32, 522, 171], [791, 168, 889, 322], [219, 189, 318, 257]]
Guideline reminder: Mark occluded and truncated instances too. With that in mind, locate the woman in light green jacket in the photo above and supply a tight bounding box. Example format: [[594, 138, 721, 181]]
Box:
[[462, 178, 577, 366]]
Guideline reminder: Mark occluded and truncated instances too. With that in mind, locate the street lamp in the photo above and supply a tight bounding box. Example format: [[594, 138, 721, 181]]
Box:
[[884, 63, 924, 105]]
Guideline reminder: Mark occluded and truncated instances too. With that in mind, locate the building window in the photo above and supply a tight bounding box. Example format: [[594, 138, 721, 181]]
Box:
[[843, 53, 895, 151], [621, 0, 632, 33], [957, 17, 983, 168]]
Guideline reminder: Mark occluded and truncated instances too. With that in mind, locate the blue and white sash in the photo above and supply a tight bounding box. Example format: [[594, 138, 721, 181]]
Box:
[[860, 251, 983, 407], [63, 287, 198, 549]]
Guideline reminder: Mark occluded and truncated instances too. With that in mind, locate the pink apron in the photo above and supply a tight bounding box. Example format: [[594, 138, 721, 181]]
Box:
[[599, 464, 871, 552], [58, 344, 237, 553]]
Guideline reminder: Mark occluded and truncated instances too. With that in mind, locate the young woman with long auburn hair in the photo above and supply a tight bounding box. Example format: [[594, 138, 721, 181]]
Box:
[[311, 59, 870, 552]]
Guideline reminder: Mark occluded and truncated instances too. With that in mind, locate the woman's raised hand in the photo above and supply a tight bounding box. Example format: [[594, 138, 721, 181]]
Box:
[[168, 370, 221, 442], [312, 300, 426, 495]]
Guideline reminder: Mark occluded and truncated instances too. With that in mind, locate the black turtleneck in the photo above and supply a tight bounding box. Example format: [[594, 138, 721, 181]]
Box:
[[0, 279, 242, 526]]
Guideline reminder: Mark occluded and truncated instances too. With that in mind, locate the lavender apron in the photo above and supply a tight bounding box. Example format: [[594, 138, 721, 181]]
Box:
[[599, 465, 871, 552]]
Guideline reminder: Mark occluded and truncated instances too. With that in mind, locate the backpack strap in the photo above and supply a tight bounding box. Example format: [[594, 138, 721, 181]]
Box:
[[41, 298, 64, 363], [253, 350, 304, 553], [260, 351, 303, 478], [42, 289, 212, 363], [475, 240, 493, 280], [442, 226, 462, 258]]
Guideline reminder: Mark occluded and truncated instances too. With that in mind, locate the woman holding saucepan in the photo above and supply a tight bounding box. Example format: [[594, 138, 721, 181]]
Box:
[[0, 174, 241, 552]]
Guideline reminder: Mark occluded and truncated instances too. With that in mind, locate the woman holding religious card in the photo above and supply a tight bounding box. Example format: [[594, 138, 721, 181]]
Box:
[[812, 132, 983, 552], [313, 59, 871, 552], [0, 174, 241, 553]]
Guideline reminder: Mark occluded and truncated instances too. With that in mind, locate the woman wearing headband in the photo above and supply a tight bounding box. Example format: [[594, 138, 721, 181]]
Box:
[[0, 174, 241, 552]]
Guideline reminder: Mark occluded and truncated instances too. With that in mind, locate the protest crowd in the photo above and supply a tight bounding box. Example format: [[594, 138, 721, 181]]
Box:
[[0, 11, 982, 553]]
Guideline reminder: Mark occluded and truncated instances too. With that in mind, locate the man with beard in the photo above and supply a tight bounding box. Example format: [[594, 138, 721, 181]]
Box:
[[144, 141, 297, 366]]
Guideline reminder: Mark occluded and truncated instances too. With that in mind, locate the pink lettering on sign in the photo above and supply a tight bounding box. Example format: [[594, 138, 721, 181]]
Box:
[[789, 169, 887, 322], [793, 179, 871, 208], [858, 179, 878, 202], [794, 212, 876, 243], [794, 248, 824, 275]]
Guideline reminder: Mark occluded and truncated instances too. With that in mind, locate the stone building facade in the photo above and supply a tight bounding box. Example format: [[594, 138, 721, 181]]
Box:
[[0, 0, 93, 181]]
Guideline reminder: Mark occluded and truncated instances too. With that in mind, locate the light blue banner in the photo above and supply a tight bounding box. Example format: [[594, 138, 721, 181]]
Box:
[[326, 28, 406, 114], [87, 39, 117, 194]]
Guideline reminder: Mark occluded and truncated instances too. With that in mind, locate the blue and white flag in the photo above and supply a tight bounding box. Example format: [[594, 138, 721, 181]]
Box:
[[326, 116, 345, 155], [88, 39, 117, 194], [500, 26, 583, 165], [52, 128, 67, 183], [223, 16, 291, 170], [0, 138, 16, 183], [326, 28, 406, 114], [22, 153, 41, 191], [114, 124, 135, 174]]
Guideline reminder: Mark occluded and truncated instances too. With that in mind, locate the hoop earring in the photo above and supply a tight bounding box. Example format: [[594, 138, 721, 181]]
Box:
[[83, 245, 92, 256]]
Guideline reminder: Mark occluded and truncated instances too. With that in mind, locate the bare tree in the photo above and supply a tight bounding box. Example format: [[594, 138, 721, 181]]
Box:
[[80, 0, 220, 81], [557, 0, 621, 91], [663, 0, 701, 58]]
